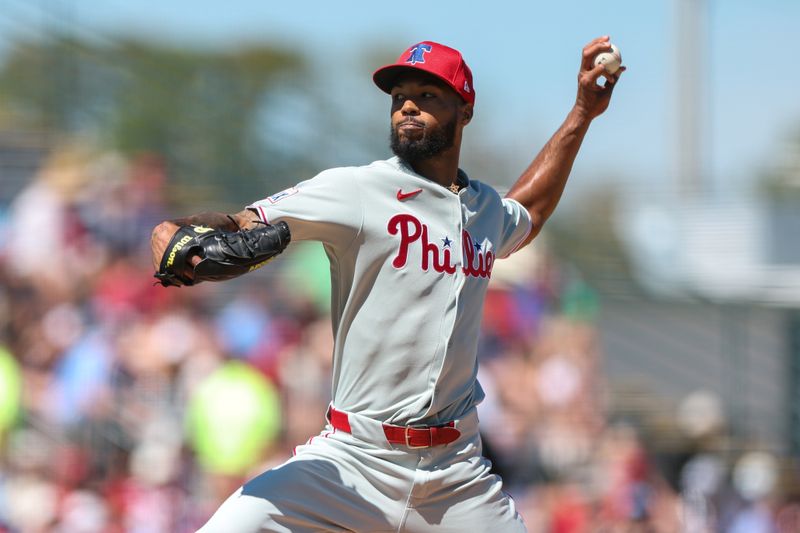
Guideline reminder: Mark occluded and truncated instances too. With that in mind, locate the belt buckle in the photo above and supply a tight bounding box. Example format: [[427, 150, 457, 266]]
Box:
[[404, 425, 431, 449]]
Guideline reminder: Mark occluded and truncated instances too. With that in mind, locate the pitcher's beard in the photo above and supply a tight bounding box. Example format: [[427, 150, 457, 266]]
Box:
[[390, 118, 456, 163]]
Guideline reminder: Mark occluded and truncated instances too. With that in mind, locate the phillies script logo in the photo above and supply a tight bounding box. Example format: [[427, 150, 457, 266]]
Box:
[[388, 214, 495, 278]]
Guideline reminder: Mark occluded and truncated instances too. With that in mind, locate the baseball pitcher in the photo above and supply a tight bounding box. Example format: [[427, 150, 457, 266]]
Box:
[[151, 37, 623, 532]]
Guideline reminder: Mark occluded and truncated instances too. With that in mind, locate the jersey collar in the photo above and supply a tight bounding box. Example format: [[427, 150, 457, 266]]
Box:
[[389, 156, 471, 194]]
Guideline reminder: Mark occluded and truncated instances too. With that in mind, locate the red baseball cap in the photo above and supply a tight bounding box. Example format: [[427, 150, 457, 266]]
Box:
[[373, 41, 475, 104]]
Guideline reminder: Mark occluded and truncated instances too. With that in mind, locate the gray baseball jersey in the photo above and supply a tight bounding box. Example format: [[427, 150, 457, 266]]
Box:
[[248, 156, 532, 425], [199, 157, 533, 532]]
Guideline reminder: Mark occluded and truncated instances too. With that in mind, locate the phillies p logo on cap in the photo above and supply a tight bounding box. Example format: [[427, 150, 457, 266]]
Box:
[[405, 44, 432, 65]]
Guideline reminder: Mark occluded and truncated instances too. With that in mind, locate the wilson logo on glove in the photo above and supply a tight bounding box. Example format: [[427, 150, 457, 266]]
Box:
[[165, 235, 194, 268]]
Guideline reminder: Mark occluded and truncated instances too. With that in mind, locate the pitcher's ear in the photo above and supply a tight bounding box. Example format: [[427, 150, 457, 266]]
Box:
[[462, 104, 473, 125]]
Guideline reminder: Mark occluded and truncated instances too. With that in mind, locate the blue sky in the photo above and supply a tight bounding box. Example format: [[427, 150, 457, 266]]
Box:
[[1, 0, 797, 200]]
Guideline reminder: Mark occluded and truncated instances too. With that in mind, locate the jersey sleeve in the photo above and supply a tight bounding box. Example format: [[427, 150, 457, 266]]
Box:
[[495, 197, 533, 259], [247, 167, 363, 248]]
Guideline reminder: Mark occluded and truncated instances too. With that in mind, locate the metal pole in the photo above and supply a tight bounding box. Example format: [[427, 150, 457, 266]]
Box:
[[675, 0, 708, 198]]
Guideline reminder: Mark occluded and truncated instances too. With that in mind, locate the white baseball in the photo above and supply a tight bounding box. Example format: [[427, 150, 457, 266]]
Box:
[[593, 43, 621, 75]]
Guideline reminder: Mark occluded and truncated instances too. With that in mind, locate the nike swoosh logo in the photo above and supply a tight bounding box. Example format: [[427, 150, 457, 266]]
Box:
[[397, 188, 422, 201]]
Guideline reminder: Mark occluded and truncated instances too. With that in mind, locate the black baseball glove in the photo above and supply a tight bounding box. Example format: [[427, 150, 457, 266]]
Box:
[[154, 221, 291, 287]]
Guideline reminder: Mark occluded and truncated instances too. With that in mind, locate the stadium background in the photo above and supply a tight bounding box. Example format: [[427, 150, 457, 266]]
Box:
[[0, 1, 799, 531]]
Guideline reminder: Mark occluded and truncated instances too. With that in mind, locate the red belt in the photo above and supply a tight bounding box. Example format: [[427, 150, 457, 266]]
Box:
[[327, 406, 461, 448]]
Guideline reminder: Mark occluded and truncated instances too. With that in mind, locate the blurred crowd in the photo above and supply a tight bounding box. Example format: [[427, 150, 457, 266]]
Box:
[[0, 145, 798, 532]]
